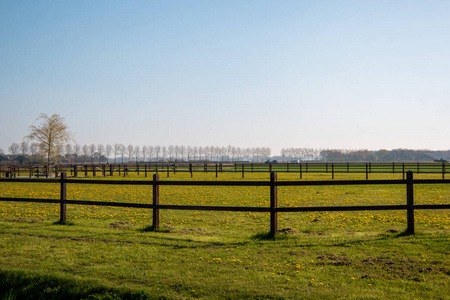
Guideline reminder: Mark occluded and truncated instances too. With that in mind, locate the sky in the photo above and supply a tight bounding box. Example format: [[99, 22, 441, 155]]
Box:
[[1, 0, 449, 155]]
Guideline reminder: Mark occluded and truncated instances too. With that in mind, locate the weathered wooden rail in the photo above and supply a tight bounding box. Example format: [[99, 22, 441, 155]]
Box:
[[1, 171, 449, 237]]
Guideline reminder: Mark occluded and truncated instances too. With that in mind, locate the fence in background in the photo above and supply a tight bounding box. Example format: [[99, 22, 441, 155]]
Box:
[[0, 162, 448, 180], [1, 171, 449, 237]]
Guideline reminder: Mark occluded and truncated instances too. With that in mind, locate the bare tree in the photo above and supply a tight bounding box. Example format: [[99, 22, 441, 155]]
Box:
[[134, 145, 140, 162], [82, 145, 90, 163], [120, 144, 126, 163], [148, 145, 155, 162], [8, 142, 20, 156], [154, 146, 160, 162], [25, 114, 73, 170], [65, 143, 73, 163], [187, 146, 193, 161], [141, 146, 148, 162], [168, 145, 174, 161], [20, 142, 29, 156], [113, 143, 121, 163], [193, 146, 199, 161], [97, 144, 105, 162], [161, 146, 167, 161], [74, 144, 81, 162], [127, 144, 134, 162], [89, 144, 96, 162], [105, 144, 112, 161]]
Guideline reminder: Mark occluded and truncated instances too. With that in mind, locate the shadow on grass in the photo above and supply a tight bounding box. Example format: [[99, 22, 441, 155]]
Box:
[[394, 229, 415, 238], [251, 231, 292, 241], [52, 221, 75, 226], [140, 225, 172, 233]]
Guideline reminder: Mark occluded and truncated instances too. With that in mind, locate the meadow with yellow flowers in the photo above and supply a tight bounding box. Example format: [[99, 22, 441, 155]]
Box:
[[0, 172, 448, 299]]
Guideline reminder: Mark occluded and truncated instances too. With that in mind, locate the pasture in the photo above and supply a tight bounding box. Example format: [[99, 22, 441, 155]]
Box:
[[0, 172, 449, 299]]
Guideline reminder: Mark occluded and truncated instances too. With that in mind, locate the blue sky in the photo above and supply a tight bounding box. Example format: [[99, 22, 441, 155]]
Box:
[[1, 0, 449, 155]]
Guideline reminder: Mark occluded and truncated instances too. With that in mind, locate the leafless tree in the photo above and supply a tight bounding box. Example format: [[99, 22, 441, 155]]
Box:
[[82, 145, 90, 163], [141, 146, 147, 162], [20, 142, 29, 156], [134, 145, 140, 162], [25, 114, 73, 170], [127, 144, 134, 162], [161, 146, 167, 161], [192, 146, 199, 161], [113, 143, 121, 163], [168, 145, 174, 161], [154, 146, 160, 162], [105, 144, 112, 161], [120, 144, 126, 163], [148, 145, 155, 162], [89, 144, 96, 162], [74, 144, 81, 162], [8, 143, 20, 156], [65, 144, 72, 163], [97, 144, 105, 162]]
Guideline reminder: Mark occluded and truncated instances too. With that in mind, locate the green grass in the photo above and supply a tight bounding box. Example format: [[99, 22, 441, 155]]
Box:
[[0, 172, 449, 299]]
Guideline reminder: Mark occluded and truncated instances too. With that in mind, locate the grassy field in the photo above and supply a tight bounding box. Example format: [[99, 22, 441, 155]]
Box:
[[0, 172, 449, 299]]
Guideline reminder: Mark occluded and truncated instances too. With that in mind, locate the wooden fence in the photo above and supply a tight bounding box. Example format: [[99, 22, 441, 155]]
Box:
[[1, 171, 449, 237], [0, 161, 448, 179]]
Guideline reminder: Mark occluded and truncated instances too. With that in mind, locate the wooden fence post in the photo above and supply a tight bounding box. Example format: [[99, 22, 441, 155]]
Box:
[[153, 174, 160, 229], [332, 163, 334, 179], [215, 164, 218, 178], [167, 164, 170, 177], [443, 163, 446, 180], [74, 165, 78, 177], [406, 171, 414, 235], [85, 165, 88, 177], [402, 163, 405, 180], [145, 164, 148, 178], [270, 172, 278, 238], [365, 163, 369, 180], [60, 172, 67, 223], [300, 163, 302, 179], [190, 163, 193, 177], [93, 165, 96, 177], [242, 164, 245, 178]]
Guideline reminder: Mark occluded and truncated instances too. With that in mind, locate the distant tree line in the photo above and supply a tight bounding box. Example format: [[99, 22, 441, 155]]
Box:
[[1, 142, 272, 164], [280, 147, 450, 162], [3, 143, 449, 165]]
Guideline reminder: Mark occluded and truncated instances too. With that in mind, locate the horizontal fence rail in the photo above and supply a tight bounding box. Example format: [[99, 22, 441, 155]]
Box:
[[0, 171, 449, 237]]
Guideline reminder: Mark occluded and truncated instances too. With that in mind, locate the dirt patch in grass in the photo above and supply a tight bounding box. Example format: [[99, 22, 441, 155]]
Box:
[[278, 228, 298, 234], [317, 253, 353, 266], [361, 256, 450, 281], [110, 221, 133, 229]]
